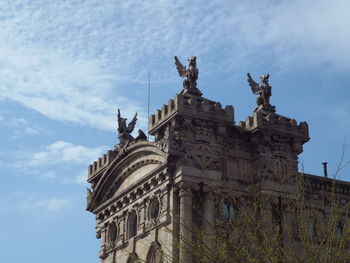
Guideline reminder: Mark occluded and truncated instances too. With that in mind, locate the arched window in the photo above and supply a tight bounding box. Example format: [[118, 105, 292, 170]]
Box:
[[336, 221, 343, 238], [107, 222, 118, 247], [128, 210, 138, 239], [127, 253, 139, 263], [148, 198, 161, 223], [307, 217, 316, 237], [221, 199, 237, 222], [150, 249, 163, 263], [147, 242, 164, 263]]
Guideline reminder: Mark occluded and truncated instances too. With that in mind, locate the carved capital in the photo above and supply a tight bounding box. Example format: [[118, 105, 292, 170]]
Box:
[[178, 183, 193, 198]]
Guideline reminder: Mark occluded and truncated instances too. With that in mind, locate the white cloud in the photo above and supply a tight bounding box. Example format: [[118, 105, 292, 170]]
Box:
[[61, 173, 89, 186], [9, 141, 106, 183], [24, 126, 40, 135], [74, 174, 87, 184], [0, 115, 47, 137], [18, 197, 70, 213], [37, 171, 57, 180], [0, 0, 349, 130], [22, 141, 108, 167], [0, 191, 71, 214], [10, 117, 27, 126], [0, 45, 143, 131]]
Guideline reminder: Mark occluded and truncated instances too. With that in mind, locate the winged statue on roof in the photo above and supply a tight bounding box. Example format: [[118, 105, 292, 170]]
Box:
[[247, 73, 272, 106], [117, 109, 146, 147], [174, 56, 202, 96]]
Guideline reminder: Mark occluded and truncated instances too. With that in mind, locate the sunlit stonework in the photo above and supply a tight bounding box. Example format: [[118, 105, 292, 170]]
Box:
[[86, 57, 350, 263]]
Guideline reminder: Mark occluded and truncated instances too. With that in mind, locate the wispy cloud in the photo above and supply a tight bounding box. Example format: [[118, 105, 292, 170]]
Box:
[[61, 172, 89, 186], [0, 115, 47, 138], [7, 141, 106, 184], [16, 141, 107, 167], [18, 197, 70, 213], [0, 45, 142, 131], [37, 171, 57, 181], [1, 0, 349, 130], [0, 191, 71, 214]]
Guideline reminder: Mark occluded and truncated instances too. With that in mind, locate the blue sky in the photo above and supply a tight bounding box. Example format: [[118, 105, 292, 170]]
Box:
[[1, 0, 349, 262]]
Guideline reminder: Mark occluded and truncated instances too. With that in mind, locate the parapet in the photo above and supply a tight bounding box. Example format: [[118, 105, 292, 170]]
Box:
[[238, 110, 309, 142], [149, 93, 234, 135], [88, 150, 117, 181]]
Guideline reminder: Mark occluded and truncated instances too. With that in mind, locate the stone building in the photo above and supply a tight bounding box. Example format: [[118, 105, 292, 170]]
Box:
[[86, 58, 350, 263]]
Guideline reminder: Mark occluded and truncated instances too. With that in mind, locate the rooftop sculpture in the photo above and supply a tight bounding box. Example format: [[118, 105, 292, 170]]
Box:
[[174, 56, 202, 96], [117, 109, 147, 148], [247, 73, 272, 105]]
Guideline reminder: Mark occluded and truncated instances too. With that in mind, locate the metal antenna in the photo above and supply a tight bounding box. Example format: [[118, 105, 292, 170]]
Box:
[[147, 71, 151, 140]]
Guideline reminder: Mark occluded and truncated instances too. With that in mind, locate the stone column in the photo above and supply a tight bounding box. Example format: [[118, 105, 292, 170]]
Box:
[[99, 226, 108, 259], [179, 184, 193, 263], [203, 190, 215, 252]]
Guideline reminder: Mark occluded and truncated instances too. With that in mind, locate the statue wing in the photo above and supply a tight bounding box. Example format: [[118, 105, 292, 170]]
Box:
[[174, 56, 187, 77], [136, 129, 147, 141], [127, 113, 137, 133], [247, 73, 260, 94], [117, 108, 123, 132]]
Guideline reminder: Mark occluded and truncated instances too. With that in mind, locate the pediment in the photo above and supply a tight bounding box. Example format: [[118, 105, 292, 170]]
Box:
[[88, 142, 166, 211], [115, 160, 161, 195]]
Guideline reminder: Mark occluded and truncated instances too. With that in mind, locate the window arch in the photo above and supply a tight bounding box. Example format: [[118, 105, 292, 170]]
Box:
[[147, 242, 164, 263], [220, 199, 237, 222], [336, 221, 343, 237], [107, 222, 118, 247], [148, 197, 161, 223], [307, 217, 316, 237], [127, 253, 139, 263], [127, 210, 138, 239]]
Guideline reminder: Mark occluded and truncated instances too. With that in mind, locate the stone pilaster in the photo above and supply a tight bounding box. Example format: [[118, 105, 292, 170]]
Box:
[[203, 190, 215, 252], [179, 184, 193, 263], [99, 226, 108, 259]]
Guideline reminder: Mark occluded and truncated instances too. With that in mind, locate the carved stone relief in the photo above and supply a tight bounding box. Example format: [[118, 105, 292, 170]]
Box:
[[257, 157, 296, 183], [183, 143, 221, 170]]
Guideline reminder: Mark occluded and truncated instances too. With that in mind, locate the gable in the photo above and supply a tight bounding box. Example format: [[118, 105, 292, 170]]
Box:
[[89, 142, 166, 211]]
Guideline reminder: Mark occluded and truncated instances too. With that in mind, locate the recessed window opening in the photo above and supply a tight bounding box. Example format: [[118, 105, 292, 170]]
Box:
[[307, 217, 316, 237], [336, 221, 343, 238], [128, 211, 137, 239], [108, 222, 118, 245], [149, 198, 160, 222], [221, 200, 237, 221]]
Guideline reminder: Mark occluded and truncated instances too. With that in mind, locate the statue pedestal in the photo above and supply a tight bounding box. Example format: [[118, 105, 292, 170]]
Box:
[[255, 104, 276, 113], [180, 87, 202, 97]]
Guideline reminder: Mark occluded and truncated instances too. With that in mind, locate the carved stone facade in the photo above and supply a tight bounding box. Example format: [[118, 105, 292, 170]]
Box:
[[86, 71, 350, 263]]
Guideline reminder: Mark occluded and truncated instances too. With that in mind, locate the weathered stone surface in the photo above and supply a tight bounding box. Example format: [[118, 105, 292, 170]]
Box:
[[86, 66, 350, 263]]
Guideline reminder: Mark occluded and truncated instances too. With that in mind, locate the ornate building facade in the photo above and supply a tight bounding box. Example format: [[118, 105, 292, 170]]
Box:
[[86, 57, 350, 263]]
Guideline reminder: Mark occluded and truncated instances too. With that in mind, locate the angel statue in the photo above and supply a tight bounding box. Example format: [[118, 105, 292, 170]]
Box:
[[117, 109, 137, 146], [174, 56, 202, 96], [247, 73, 272, 106]]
